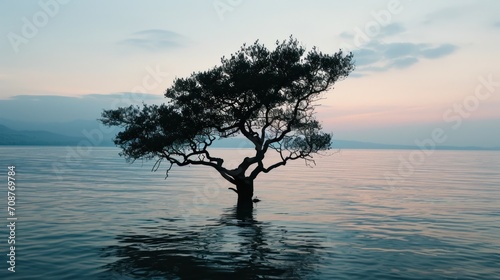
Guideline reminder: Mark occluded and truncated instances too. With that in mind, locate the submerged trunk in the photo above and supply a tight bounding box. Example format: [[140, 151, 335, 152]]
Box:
[[235, 177, 254, 209]]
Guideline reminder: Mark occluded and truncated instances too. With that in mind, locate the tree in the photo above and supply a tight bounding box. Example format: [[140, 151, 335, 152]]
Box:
[[100, 37, 354, 209]]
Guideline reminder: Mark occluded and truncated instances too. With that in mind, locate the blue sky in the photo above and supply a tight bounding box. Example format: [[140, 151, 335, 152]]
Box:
[[1, 0, 499, 147]]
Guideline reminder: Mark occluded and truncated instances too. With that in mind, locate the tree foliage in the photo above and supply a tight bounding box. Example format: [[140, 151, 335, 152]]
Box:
[[101, 37, 354, 187]]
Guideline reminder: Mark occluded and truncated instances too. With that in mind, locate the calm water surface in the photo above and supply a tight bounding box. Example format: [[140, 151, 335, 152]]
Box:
[[0, 147, 499, 279]]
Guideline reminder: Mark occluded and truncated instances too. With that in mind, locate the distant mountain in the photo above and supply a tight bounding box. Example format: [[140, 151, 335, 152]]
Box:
[[331, 139, 499, 150], [332, 139, 412, 149], [0, 124, 87, 145], [0, 118, 108, 137], [188, 137, 500, 150], [0, 119, 116, 146], [0, 123, 498, 150]]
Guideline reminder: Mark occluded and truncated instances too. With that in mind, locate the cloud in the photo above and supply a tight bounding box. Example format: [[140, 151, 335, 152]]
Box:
[[352, 48, 379, 66], [494, 22, 500, 28], [420, 44, 457, 59], [338, 21, 457, 76], [120, 29, 187, 51], [387, 57, 419, 69], [339, 31, 354, 40], [352, 41, 458, 76], [338, 22, 406, 43], [379, 23, 406, 37], [383, 42, 421, 58]]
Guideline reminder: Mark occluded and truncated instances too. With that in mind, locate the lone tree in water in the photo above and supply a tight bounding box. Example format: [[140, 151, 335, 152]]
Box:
[[100, 37, 354, 208]]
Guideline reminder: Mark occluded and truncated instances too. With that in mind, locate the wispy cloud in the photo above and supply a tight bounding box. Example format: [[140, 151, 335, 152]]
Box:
[[339, 23, 406, 42], [379, 23, 406, 38], [420, 44, 457, 59], [119, 29, 187, 51], [494, 22, 500, 28], [339, 22, 457, 76], [353, 41, 457, 75], [338, 31, 354, 40], [387, 57, 419, 69]]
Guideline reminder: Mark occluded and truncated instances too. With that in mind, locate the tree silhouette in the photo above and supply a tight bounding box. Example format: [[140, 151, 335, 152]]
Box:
[[100, 37, 354, 208]]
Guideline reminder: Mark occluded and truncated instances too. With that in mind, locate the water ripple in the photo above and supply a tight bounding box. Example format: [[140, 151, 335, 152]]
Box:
[[0, 148, 499, 279]]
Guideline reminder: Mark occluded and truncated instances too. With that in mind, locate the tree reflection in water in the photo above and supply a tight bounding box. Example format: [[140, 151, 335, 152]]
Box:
[[100, 206, 324, 279]]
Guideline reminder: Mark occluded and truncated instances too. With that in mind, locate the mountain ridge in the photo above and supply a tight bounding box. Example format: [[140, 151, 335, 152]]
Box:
[[0, 123, 498, 150]]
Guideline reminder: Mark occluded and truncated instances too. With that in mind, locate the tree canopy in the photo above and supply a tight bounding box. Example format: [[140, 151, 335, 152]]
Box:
[[101, 37, 354, 206]]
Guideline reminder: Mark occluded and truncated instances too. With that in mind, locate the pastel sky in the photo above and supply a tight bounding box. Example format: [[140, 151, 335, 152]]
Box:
[[1, 0, 499, 147]]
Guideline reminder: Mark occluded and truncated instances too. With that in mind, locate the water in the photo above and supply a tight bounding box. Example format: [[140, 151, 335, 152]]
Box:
[[0, 147, 499, 279]]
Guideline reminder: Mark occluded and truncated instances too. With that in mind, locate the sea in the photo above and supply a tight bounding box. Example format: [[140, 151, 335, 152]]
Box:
[[0, 146, 499, 279]]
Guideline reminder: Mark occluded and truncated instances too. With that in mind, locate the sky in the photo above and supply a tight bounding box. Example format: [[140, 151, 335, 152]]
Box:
[[1, 0, 499, 147]]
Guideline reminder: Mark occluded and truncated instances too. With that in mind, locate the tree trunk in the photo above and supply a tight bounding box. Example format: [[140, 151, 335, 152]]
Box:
[[235, 177, 254, 209]]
